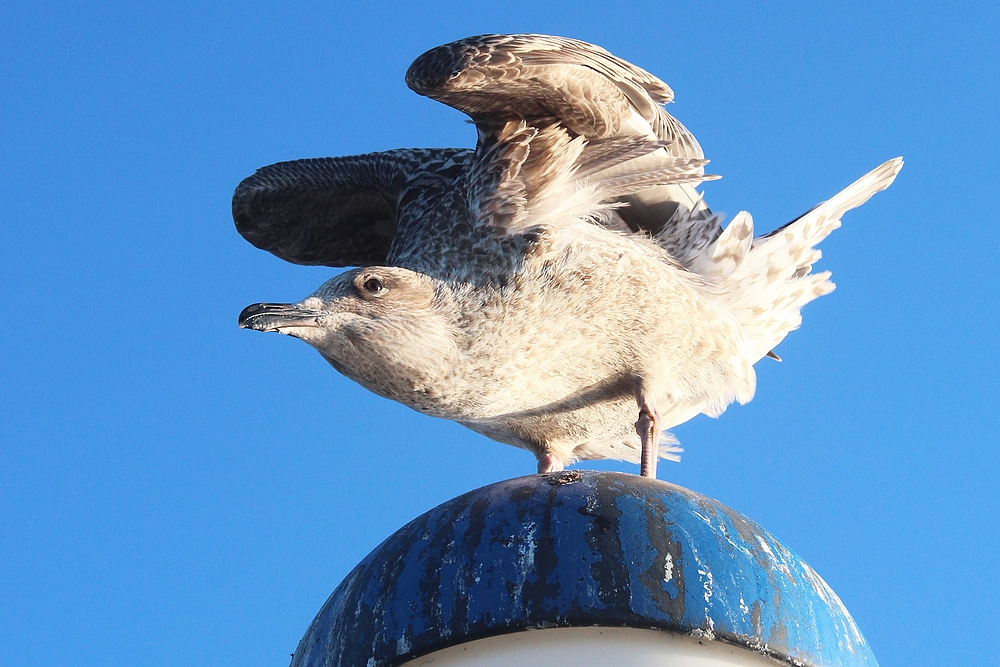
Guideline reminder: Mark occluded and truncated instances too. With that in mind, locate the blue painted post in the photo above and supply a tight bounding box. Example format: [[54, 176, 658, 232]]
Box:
[[289, 471, 877, 667]]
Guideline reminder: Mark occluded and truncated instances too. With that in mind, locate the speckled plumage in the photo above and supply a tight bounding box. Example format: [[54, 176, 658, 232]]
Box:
[[236, 34, 901, 474]]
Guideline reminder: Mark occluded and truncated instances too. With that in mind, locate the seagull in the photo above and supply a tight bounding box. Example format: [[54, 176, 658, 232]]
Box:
[[235, 34, 901, 478]]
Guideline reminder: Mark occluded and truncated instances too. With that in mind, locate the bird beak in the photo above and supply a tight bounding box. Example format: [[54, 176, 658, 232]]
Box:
[[238, 303, 323, 332]]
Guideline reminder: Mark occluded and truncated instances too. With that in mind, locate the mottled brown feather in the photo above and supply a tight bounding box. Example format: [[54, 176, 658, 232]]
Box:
[[233, 149, 468, 267]]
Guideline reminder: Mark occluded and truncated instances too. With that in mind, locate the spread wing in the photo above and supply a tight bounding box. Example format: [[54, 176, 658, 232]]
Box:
[[405, 33, 701, 157], [405, 34, 723, 267], [233, 148, 469, 267]]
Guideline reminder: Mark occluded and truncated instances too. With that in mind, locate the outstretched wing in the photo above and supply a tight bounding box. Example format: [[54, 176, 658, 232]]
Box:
[[405, 33, 701, 157], [233, 148, 469, 267], [405, 34, 723, 265]]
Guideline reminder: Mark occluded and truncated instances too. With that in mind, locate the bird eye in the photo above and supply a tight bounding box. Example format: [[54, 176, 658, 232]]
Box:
[[362, 277, 386, 294]]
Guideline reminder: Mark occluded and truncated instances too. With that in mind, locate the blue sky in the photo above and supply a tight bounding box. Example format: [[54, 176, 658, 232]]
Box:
[[2, 2, 997, 665]]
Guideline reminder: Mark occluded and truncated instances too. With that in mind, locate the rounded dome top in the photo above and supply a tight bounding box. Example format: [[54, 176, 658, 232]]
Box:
[[290, 471, 876, 667]]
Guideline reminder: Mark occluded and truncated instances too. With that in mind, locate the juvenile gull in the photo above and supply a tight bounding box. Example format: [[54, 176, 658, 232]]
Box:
[[236, 34, 902, 478]]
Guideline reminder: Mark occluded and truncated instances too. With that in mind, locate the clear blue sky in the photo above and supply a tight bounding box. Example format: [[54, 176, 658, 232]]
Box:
[[2, 2, 997, 665]]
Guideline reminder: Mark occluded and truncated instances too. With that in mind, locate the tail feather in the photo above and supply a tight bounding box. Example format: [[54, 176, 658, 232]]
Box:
[[687, 210, 754, 279], [701, 158, 903, 362]]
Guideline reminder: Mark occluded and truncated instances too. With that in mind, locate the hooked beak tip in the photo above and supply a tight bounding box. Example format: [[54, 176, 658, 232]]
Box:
[[239, 303, 322, 332], [239, 303, 270, 330]]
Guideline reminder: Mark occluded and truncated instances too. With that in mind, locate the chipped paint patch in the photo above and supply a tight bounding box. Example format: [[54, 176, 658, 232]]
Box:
[[290, 472, 878, 667]]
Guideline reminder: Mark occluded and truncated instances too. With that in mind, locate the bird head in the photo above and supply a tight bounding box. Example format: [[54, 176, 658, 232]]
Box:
[[239, 266, 458, 403]]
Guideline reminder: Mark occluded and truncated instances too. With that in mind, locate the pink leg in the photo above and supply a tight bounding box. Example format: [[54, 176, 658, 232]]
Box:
[[636, 396, 659, 478], [537, 453, 565, 474]]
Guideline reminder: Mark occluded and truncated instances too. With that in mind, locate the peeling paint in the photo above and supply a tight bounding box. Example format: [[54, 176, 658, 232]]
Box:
[[289, 471, 878, 667]]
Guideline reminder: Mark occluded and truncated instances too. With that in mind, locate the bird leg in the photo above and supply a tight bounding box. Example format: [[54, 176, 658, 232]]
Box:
[[636, 396, 659, 478], [537, 452, 565, 474]]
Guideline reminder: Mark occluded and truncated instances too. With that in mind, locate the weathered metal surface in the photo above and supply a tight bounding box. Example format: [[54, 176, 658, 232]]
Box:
[[289, 471, 877, 667]]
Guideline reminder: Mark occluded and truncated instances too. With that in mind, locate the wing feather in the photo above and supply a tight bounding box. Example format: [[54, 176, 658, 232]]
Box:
[[406, 34, 721, 266], [466, 122, 715, 237], [405, 34, 700, 157], [233, 149, 468, 267]]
